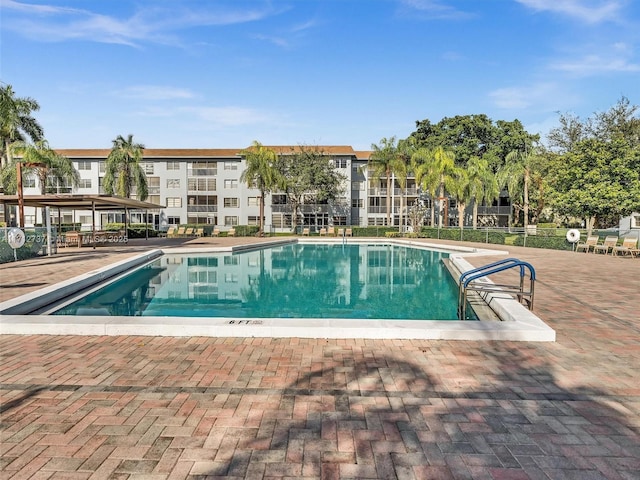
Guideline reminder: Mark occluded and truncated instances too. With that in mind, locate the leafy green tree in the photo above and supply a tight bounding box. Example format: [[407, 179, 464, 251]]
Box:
[[277, 145, 346, 231], [103, 134, 148, 200], [547, 138, 640, 232], [411, 114, 538, 172], [0, 84, 44, 169], [239, 141, 280, 236], [369, 137, 398, 226], [467, 156, 499, 229]]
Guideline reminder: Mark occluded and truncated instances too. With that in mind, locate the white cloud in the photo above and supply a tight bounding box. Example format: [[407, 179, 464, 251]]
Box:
[[515, 0, 623, 24], [179, 106, 276, 127], [397, 0, 474, 20], [488, 83, 569, 110], [551, 54, 640, 74], [0, 0, 283, 46]]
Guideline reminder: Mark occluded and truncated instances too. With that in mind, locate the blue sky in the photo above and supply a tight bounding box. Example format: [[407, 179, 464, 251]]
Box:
[[1, 0, 639, 150]]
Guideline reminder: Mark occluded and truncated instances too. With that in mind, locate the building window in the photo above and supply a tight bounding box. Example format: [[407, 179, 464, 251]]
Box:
[[352, 199, 363, 208], [79, 215, 92, 224], [224, 162, 238, 170], [334, 158, 347, 168], [23, 177, 36, 188], [166, 197, 182, 208], [140, 161, 154, 174], [224, 216, 238, 226], [333, 216, 347, 226], [248, 216, 259, 225], [167, 161, 180, 170], [247, 197, 260, 206], [167, 216, 181, 225], [147, 195, 160, 205], [632, 215, 640, 228], [190, 161, 217, 176], [167, 179, 180, 188], [188, 178, 216, 191], [98, 161, 106, 173], [79, 179, 92, 188], [224, 179, 238, 189], [224, 198, 239, 208], [77, 160, 91, 170], [351, 181, 364, 191]]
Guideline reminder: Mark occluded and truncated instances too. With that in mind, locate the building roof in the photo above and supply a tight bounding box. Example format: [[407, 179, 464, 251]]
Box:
[[54, 146, 363, 158], [55, 149, 243, 159], [0, 194, 162, 211]]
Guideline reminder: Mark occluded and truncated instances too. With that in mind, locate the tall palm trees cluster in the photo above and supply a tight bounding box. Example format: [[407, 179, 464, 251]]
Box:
[[368, 136, 514, 232], [1, 84, 149, 227]]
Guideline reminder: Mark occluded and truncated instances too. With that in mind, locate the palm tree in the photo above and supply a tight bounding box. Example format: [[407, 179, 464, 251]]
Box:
[[239, 141, 280, 236], [11, 140, 80, 195], [392, 137, 415, 233], [0, 84, 44, 169], [498, 149, 537, 231], [412, 147, 439, 227], [467, 156, 499, 229], [444, 166, 471, 231], [369, 137, 398, 226], [103, 134, 148, 200]]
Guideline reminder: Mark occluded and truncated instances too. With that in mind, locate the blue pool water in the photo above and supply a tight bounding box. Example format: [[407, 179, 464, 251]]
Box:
[[53, 243, 468, 320]]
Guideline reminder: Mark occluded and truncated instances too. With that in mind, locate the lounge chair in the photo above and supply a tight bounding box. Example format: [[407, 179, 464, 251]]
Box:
[[327, 227, 335, 236], [612, 237, 638, 257], [212, 228, 220, 237], [302, 227, 310, 236], [337, 228, 345, 237], [593, 236, 618, 255], [345, 228, 352, 237], [166, 226, 177, 238], [227, 228, 236, 237], [319, 228, 327, 236], [184, 227, 195, 237], [576, 235, 598, 253], [194, 227, 204, 237], [175, 226, 186, 237]]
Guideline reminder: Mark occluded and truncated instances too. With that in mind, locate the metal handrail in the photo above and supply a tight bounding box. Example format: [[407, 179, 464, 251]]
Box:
[[458, 258, 536, 320]]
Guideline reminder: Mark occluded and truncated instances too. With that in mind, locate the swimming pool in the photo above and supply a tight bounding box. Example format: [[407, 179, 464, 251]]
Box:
[[0, 239, 556, 341], [51, 243, 469, 320]]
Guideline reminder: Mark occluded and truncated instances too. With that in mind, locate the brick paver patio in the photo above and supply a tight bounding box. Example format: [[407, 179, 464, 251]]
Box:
[[1, 237, 639, 479]]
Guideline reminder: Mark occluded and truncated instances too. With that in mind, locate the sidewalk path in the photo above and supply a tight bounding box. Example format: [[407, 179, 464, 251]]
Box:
[[1, 237, 639, 479]]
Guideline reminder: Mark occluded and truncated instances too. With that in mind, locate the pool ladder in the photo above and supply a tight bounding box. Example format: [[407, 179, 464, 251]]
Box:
[[458, 258, 536, 320]]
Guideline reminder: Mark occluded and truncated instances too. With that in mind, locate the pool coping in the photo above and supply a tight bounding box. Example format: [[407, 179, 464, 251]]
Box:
[[0, 238, 556, 341]]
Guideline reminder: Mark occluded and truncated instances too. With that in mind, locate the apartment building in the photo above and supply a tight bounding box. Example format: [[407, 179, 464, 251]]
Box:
[[3, 145, 511, 231]]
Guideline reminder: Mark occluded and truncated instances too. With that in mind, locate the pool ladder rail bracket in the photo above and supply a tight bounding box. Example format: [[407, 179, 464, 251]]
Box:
[[458, 258, 536, 321]]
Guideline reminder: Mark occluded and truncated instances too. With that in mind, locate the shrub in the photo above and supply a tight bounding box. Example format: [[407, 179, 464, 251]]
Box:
[[513, 235, 574, 251]]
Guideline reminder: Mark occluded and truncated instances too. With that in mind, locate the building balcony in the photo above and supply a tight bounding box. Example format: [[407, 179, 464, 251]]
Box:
[[477, 206, 511, 216], [187, 168, 217, 177], [187, 205, 218, 212]]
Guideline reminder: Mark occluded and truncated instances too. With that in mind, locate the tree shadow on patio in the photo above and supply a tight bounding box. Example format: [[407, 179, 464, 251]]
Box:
[[200, 342, 640, 479]]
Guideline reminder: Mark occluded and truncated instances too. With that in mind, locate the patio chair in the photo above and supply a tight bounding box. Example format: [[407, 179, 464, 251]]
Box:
[[212, 228, 220, 237], [327, 227, 335, 236], [302, 227, 310, 236], [346, 228, 353, 237], [337, 228, 345, 237], [593, 236, 618, 255], [612, 237, 639, 257], [227, 228, 236, 237], [319, 228, 327, 236], [194, 227, 204, 237], [175, 226, 186, 237], [576, 235, 598, 253], [166, 226, 177, 238]]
